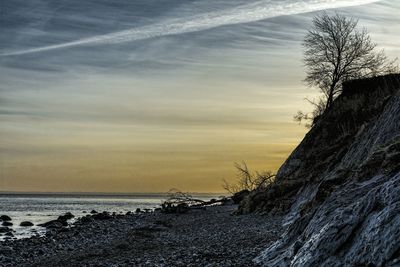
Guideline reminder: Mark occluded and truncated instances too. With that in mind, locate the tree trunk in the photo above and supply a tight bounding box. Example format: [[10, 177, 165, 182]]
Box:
[[325, 81, 337, 110], [325, 87, 334, 110]]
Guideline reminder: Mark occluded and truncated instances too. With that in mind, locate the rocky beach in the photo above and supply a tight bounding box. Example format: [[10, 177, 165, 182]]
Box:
[[1, 0, 400, 265], [0, 205, 283, 266]]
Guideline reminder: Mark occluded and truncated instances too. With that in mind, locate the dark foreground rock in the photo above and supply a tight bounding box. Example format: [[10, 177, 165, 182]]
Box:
[[0, 205, 282, 267], [0, 215, 11, 222], [58, 212, 75, 222], [38, 220, 67, 229], [20, 221, 34, 227], [1, 222, 12, 227]]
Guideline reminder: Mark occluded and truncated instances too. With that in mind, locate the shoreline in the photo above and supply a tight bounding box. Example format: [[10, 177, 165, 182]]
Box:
[[0, 192, 222, 241], [0, 205, 282, 266]]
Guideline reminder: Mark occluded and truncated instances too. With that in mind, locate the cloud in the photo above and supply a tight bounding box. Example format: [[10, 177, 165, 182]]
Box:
[[0, 0, 380, 56]]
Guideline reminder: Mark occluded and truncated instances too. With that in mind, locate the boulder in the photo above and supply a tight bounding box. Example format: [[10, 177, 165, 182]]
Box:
[[20, 221, 34, 227], [38, 220, 65, 229], [0, 215, 11, 221], [57, 212, 74, 222], [2, 221, 13, 227]]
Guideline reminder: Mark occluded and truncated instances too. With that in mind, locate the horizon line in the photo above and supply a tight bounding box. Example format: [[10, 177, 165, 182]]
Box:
[[0, 191, 227, 196]]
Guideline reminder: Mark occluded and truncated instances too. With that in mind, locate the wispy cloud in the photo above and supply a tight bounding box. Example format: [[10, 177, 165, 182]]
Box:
[[0, 0, 379, 56]]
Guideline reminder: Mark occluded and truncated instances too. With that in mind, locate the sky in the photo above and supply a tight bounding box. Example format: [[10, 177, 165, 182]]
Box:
[[0, 0, 399, 193]]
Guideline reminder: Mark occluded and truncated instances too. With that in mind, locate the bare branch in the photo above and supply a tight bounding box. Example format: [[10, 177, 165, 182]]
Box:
[[298, 12, 398, 126], [222, 162, 276, 194]]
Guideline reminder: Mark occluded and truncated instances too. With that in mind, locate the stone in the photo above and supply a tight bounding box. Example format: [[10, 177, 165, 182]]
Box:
[[2, 221, 13, 227], [38, 220, 64, 229], [0, 215, 12, 221], [20, 221, 34, 227], [57, 212, 74, 222]]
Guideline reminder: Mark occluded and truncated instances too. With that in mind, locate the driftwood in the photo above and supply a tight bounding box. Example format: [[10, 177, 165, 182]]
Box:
[[161, 189, 229, 214]]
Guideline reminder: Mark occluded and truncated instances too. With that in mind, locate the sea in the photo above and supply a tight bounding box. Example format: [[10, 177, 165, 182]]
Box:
[[0, 193, 222, 240]]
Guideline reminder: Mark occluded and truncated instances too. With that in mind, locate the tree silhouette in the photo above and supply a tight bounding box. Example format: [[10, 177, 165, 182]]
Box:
[[297, 12, 397, 125]]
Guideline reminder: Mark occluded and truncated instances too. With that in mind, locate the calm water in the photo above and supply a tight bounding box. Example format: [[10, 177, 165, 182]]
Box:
[[0, 193, 221, 240]]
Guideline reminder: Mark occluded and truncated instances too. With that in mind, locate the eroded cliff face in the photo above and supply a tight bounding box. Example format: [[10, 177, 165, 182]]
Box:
[[249, 74, 400, 266]]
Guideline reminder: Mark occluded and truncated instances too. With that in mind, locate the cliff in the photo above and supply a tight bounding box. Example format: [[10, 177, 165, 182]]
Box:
[[246, 74, 400, 266]]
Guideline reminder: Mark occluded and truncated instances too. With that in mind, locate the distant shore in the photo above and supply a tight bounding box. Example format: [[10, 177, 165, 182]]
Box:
[[0, 205, 282, 266]]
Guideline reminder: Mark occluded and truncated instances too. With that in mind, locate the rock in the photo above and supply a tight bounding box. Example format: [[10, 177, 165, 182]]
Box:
[[38, 220, 65, 229], [90, 210, 98, 214], [92, 212, 112, 220], [0, 227, 12, 233], [0, 215, 12, 221], [20, 221, 34, 227], [231, 190, 250, 204], [57, 212, 74, 222], [80, 216, 93, 223], [135, 208, 141, 213], [2, 221, 13, 227]]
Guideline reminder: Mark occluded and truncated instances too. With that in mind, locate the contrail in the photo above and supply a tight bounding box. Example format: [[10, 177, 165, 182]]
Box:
[[0, 0, 380, 56]]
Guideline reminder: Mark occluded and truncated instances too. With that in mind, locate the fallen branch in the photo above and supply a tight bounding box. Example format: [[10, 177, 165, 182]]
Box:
[[161, 189, 229, 213]]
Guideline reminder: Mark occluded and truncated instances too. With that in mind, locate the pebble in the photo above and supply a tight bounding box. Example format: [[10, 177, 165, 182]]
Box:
[[0, 205, 282, 266]]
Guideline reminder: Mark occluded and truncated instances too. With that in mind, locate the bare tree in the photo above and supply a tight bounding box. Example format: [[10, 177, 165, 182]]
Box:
[[297, 12, 398, 125], [222, 162, 275, 194]]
